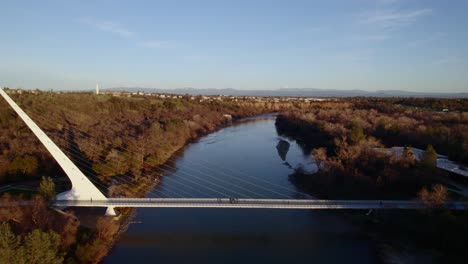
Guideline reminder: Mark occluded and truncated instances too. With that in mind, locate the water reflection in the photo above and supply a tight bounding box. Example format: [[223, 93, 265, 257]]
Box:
[[105, 115, 377, 264], [276, 139, 290, 161]]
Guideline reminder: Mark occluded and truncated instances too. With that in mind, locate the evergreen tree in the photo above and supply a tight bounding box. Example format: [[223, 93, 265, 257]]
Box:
[[421, 144, 437, 170], [7, 156, 38, 177], [24, 229, 63, 264], [349, 126, 365, 145], [0, 222, 63, 264], [38, 176, 56, 202], [0, 222, 26, 264]]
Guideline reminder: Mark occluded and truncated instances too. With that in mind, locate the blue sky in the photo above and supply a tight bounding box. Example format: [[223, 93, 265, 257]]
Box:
[[1, 0, 467, 92]]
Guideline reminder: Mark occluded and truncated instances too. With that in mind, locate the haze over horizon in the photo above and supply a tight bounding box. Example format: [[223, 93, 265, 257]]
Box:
[[1, 0, 467, 92]]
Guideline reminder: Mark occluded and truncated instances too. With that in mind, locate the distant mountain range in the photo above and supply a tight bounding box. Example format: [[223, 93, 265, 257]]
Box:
[[107, 87, 468, 98]]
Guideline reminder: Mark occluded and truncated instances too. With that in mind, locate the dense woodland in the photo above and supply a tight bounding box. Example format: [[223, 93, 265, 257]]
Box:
[[388, 97, 467, 112], [0, 91, 300, 263], [0, 92, 467, 263], [0, 190, 120, 263], [277, 99, 468, 163], [275, 99, 468, 262], [276, 99, 468, 198], [0, 92, 298, 188]]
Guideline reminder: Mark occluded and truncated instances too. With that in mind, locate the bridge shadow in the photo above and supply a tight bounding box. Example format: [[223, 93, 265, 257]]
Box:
[[65, 123, 109, 196], [148, 150, 181, 197], [64, 120, 172, 199]]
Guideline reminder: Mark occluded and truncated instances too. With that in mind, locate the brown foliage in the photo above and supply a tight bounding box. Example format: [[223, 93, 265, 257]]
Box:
[[290, 121, 432, 199], [0, 92, 304, 196], [418, 184, 449, 207], [74, 217, 119, 264], [277, 97, 468, 164], [75, 240, 109, 264], [311, 148, 327, 169], [95, 217, 119, 241]]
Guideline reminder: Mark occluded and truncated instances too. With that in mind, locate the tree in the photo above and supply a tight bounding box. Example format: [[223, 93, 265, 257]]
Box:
[[0, 193, 27, 227], [402, 146, 415, 161], [349, 125, 365, 145], [7, 156, 38, 177], [75, 240, 108, 264], [38, 176, 56, 202], [74, 217, 119, 263], [0, 223, 63, 264], [418, 184, 449, 207], [31, 195, 50, 228], [0, 222, 25, 264], [95, 217, 119, 241], [396, 146, 416, 167], [312, 148, 328, 170], [57, 213, 80, 250], [421, 144, 437, 170], [23, 229, 63, 264]]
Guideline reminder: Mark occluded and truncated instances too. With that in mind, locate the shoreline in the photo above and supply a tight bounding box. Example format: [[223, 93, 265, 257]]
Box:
[[275, 113, 468, 263], [104, 113, 276, 261]]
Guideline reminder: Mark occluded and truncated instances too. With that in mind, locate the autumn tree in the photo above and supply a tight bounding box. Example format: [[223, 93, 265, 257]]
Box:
[[418, 184, 449, 207], [75, 217, 119, 263], [95, 216, 119, 241], [0, 193, 24, 224], [58, 213, 80, 250], [394, 146, 416, 168], [75, 240, 109, 264], [312, 148, 327, 169]]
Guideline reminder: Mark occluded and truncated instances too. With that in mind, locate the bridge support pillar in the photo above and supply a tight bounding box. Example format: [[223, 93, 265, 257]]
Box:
[[105, 206, 117, 216]]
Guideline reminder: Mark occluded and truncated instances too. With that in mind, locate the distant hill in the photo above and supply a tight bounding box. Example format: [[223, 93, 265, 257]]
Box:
[[106, 87, 468, 98]]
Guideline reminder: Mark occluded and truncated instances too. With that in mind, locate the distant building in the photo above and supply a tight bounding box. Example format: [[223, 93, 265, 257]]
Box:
[[96, 84, 100, 95]]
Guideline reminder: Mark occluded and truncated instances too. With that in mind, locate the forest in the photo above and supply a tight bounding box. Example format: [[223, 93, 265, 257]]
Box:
[[0, 90, 298, 263], [275, 99, 468, 262], [0, 91, 467, 262], [276, 99, 468, 198]]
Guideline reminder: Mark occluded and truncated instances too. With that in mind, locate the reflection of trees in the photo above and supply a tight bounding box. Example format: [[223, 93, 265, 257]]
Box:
[[276, 140, 290, 161], [275, 115, 331, 155]]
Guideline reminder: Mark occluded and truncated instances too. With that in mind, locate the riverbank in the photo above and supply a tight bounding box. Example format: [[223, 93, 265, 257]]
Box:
[[2, 92, 302, 262], [275, 113, 468, 263], [103, 113, 281, 260], [105, 115, 379, 263]]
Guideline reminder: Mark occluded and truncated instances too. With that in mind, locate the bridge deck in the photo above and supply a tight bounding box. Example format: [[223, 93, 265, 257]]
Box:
[[53, 198, 468, 210]]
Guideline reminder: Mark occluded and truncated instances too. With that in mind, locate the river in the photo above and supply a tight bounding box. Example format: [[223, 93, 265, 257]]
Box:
[[105, 114, 378, 263]]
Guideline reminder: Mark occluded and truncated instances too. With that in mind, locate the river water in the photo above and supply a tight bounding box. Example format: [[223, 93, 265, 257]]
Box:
[[105, 115, 378, 263]]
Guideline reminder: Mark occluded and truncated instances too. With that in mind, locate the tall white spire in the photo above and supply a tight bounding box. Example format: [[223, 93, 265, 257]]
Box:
[[96, 83, 100, 95], [0, 87, 116, 215]]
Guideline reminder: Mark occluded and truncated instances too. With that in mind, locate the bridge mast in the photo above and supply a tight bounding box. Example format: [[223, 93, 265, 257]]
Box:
[[0, 88, 116, 215]]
